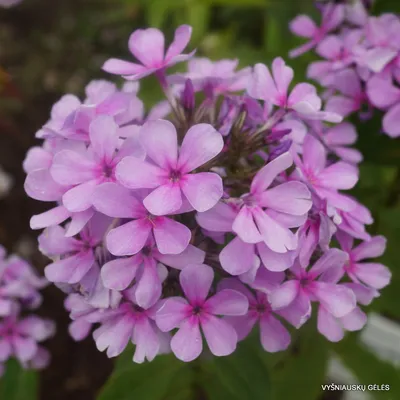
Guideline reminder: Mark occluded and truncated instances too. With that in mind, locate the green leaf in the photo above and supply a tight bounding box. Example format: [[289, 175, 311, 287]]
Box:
[[99, 336, 272, 400], [271, 323, 329, 400], [204, 337, 271, 400], [334, 334, 400, 399], [0, 359, 38, 400], [98, 353, 185, 400], [373, 0, 400, 13]]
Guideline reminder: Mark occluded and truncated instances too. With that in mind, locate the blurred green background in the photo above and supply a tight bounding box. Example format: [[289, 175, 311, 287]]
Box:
[[0, 0, 399, 399]]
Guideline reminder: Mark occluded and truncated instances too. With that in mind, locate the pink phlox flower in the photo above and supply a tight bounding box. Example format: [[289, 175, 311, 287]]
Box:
[[367, 73, 400, 137], [308, 31, 363, 85], [39, 215, 111, 285], [294, 134, 359, 213], [220, 278, 291, 353], [93, 294, 169, 363], [0, 314, 55, 370], [336, 231, 391, 290], [325, 69, 370, 118], [289, 4, 345, 58], [116, 119, 224, 215], [64, 292, 118, 341], [230, 152, 312, 253], [92, 182, 192, 258], [196, 202, 297, 279], [362, 14, 400, 73], [248, 57, 341, 122], [310, 120, 363, 164], [103, 25, 195, 80], [155, 264, 249, 362], [269, 248, 356, 329], [50, 115, 145, 214], [336, 199, 373, 241], [0, 250, 48, 315]]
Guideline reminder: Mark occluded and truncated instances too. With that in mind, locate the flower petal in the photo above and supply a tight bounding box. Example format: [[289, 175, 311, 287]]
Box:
[[92, 182, 143, 218], [135, 258, 162, 308], [196, 201, 237, 232], [165, 25, 192, 61], [171, 317, 202, 362], [132, 318, 160, 363], [251, 152, 293, 194], [260, 314, 291, 352], [102, 59, 147, 76], [180, 264, 213, 304], [268, 280, 300, 309], [181, 172, 223, 213], [106, 219, 151, 256], [51, 150, 97, 185], [253, 207, 297, 253], [354, 262, 391, 290], [308, 248, 348, 279], [140, 119, 178, 169], [302, 134, 326, 173], [318, 161, 359, 190], [89, 116, 118, 163], [62, 180, 98, 212], [128, 28, 165, 67], [153, 217, 191, 255], [205, 289, 248, 316], [352, 235, 386, 261], [271, 57, 293, 100], [201, 315, 237, 357], [247, 63, 277, 102], [317, 306, 344, 342], [101, 256, 141, 291], [45, 251, 94, 284], [260, 181, 312, 215], [156, 297, 190, 332], [257, 243, 295, 272], [156, 245, 205, 270], [383, 103, 400, 138], [30, 206, 70, 230], [25, 170, 65, 201], [219, 236, 255, 275], [38, 225, 79, 256], [310, 282, 356, 318], [178, 124, 224, 173], [116, 156, 165, 189], [143, 183, 183, 216]]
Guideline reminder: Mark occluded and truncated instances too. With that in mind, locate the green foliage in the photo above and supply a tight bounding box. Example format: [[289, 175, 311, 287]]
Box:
[[271, 322, 328, 400], [98, 339, 271, 400], [0, 359, 38, 400], [374, 0, 400, 13]]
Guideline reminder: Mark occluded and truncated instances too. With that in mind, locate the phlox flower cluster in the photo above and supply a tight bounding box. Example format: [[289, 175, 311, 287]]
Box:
[[0, 247, 55, 375], [290, 0, 400, 137], [24, 24, 390, 363]]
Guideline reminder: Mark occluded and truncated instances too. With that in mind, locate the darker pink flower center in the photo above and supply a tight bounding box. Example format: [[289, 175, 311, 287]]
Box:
[[169, 170, 182, 182], [192, 305, 203, 315], [102, 164, 114, 179]]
